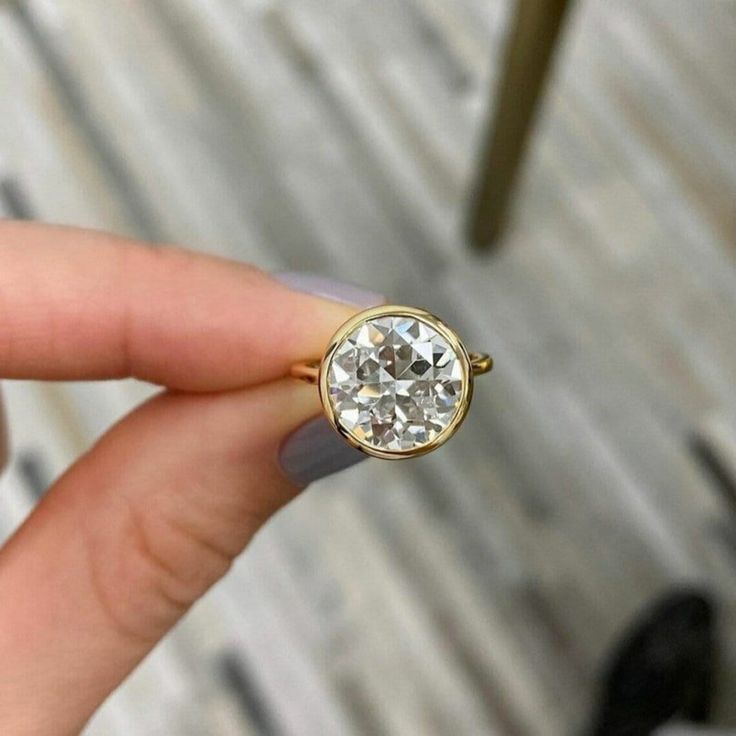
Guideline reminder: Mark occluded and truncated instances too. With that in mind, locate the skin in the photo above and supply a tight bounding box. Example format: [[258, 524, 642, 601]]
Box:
[[0, 221, 358, 735]]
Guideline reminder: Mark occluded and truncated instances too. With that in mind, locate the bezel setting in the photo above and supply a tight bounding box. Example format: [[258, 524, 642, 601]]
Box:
[[318, 305, 474, 459]]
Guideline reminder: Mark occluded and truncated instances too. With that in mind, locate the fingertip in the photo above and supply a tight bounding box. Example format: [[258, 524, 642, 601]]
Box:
[[273, 272, 386, 309], [279, 415, 366, 487], [270, 272, 382, 486]]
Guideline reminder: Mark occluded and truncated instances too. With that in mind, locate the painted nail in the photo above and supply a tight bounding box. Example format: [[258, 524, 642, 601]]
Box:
[[275, 272, 384, 486], [279, 416, 366, 486], [274, 272, 384, 309], [0, 385, 8, 474]]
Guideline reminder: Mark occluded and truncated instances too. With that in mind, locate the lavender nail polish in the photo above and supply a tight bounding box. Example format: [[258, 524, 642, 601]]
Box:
[[275, 272, 384, 486], [0, 386, 7, 474], [279, 417, 366, 487], [274, 272, 384, 310]]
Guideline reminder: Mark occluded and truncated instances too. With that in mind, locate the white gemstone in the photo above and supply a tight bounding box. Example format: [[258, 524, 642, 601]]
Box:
[[326, 315, 465, 452]]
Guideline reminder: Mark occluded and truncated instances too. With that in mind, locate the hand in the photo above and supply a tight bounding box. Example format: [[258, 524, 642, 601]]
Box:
[[0, 221, 378, 735]]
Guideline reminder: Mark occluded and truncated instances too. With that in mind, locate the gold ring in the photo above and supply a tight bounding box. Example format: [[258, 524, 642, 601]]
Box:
[[290, 305, 492, 459]]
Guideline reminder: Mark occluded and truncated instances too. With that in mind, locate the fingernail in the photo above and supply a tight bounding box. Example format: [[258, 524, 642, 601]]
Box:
[[274, 272, 384, 308], [279, 416, 366, 486], [0, 384, 8, 474], [276, 272, 384, 485]]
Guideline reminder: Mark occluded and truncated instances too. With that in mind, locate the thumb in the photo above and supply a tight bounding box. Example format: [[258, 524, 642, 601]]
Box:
[[0, 378, 352, 734]]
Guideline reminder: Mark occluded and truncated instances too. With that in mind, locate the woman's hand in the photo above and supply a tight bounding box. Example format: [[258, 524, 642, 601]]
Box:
[[0, 221, 379, 735]]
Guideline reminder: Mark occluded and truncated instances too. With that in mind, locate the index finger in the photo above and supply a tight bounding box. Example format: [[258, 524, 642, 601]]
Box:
[[0, 221, 358, 390]]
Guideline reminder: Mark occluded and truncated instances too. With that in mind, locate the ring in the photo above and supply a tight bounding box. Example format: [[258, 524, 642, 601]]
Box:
[[290, 305, 492, 459]]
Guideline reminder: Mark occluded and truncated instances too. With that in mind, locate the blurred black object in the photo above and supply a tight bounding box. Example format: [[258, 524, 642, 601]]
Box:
[[689, 433, 736, 513], [588, 589, 716, 736], [17, 450, 52, 501], [218, 652, 282, 736], [0, 175, 34, 219]]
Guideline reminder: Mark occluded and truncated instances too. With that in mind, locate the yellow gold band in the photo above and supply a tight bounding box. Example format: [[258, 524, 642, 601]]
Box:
[[289, 304, 493, 459]]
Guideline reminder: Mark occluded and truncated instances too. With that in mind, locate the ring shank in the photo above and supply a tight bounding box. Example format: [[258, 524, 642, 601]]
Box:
[[290, 352, 492, 384], [469, 352, 493, 375], [289, 359, 321, 384]]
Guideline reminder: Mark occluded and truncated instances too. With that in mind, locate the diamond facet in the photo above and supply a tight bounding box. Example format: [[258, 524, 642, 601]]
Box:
[[325, 314, 466, 452]]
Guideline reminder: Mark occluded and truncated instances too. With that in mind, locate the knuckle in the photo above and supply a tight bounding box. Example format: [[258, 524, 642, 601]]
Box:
[[84, 495, 236, 644]]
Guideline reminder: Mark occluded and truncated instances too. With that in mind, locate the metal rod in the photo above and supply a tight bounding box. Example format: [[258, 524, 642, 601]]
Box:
[[465, 0, 573, 249]]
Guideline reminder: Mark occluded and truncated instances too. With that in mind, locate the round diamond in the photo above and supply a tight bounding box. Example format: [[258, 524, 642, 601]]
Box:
[[326, 314, 466, 452]]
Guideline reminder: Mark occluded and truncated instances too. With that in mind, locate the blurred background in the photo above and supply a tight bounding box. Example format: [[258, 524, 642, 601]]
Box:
[[1, 0, 736, 734]]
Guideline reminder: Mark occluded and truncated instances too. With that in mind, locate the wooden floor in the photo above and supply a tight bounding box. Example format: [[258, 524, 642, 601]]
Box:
[[1, 0, 736, 733]]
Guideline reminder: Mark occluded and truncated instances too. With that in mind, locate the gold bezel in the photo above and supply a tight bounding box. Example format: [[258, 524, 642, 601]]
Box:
[[318, 305, 474, 459]]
